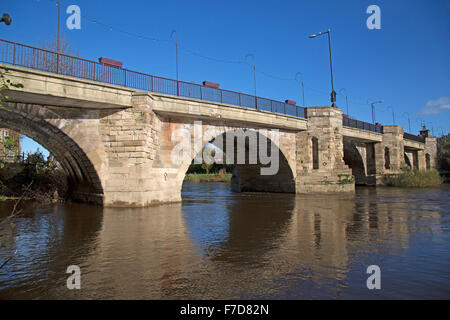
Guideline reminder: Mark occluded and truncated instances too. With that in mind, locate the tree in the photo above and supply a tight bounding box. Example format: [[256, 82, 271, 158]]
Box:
[[439, 134, 450, 172], [35, 36, 80, 75], [201, 145, 216, 174], [0, 135, 21, 168], [1, 67, 24, 168]]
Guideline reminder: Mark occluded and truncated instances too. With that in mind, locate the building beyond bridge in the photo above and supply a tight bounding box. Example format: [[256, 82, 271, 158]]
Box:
[[0, 40, 438, 207], [0, 128, 21, 162]]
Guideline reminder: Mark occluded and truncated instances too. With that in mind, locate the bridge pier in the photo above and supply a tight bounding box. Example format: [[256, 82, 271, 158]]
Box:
[[296, 107, 354, 193]]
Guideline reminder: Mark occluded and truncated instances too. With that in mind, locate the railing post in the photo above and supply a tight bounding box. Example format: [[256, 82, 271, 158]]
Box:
[[220, 89, 223, 104], [200, 85, 202, 100], [124, 69, 127, 87], [239, 93, 241, 107], [13, 43, 16, 65], [56, 52, 60, 74], [151, 76, 153, 92], [270, 100, 273, 112]]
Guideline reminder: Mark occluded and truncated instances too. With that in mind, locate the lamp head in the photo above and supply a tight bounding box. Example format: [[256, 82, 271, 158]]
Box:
[[0, 13, 12, 26], [309, 34, 316, 39]]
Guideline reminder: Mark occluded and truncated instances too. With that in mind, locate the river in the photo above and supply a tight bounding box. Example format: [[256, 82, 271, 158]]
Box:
[[0, 183, 449, 299]]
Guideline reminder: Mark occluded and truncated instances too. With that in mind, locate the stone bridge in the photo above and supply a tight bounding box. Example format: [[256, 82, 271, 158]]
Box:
[[0, 65, 438, 207]]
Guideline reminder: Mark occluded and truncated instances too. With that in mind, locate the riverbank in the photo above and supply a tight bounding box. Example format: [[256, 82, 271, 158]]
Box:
[[184, 173, 232, 183], [383, 169, 442, 188]]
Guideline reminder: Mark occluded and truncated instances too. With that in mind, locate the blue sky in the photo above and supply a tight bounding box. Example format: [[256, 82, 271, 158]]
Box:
[[1, 0, 449, 155]]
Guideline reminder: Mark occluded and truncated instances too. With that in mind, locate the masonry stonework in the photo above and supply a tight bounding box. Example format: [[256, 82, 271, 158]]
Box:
[[0, 66, 440, 207], [296, 107, 354, 193]]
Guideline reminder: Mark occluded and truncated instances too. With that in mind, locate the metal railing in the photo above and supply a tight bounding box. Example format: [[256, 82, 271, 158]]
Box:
[[342, 117, 382, 133], [0, 38, 306, 118], [403, 132, 425, 143]]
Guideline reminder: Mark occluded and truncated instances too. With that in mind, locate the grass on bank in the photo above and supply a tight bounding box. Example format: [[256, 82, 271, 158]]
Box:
[[183, 173, 232, 183], [383, 168, 443, 188]]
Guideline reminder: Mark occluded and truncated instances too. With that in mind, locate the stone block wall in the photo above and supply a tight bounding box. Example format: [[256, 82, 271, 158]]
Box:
[[99, 93, 171, 206], [296, 107, 354, 193], [424, 137, 438, 169], [381, 125, 405, 172]]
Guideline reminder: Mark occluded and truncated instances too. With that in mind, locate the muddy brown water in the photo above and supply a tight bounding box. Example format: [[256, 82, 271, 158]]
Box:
[[0, 183, 449, 299]]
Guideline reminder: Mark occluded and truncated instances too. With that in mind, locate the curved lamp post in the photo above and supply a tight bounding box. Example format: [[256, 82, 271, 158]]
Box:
[[367, 99, 383, 124], [0, 13, 12, 26], [245, 54, 257, 108], [309, 29, 336, 107], [386, 105, 395, 125], [402, 112, 411, 132], [170, 30, 179, 96], [295, 72, 305, 106], [339, 88, 349, 116]]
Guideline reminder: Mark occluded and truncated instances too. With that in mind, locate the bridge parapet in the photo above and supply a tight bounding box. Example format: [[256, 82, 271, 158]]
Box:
[[403, 132, 425, 143], [0, 38, 305, 119], [343, 117, 382, 133]]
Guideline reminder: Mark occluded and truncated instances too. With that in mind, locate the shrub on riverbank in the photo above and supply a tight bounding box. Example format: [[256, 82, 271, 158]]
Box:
[[0, 150, 68, 203], [184, 173, 232, 183], [383, 169, 442, 188]]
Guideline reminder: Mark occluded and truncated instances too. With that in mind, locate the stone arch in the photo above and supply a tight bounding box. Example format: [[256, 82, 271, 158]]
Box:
[[178, 126, 296, 194], [0, 103, 104, 204], [404, 152, 412, 168], [343, 140, 367, 185]]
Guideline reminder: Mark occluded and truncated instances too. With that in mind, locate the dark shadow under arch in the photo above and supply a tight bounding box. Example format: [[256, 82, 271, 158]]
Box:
[[343, 141, 366, 185]]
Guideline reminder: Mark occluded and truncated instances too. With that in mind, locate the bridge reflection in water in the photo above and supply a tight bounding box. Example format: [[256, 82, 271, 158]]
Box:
[[0, 184, 448, 299]]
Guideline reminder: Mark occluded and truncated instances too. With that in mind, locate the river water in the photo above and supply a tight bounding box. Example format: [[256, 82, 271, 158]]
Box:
[[0, 183, 449, 299]]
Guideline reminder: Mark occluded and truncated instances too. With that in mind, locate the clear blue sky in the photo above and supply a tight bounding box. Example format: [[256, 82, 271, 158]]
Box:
[[1, 0, 449, 155]]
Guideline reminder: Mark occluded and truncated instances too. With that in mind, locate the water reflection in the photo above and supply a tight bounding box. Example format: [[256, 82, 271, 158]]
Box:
[[0, 202, 103, 299], [0, 184, 449, 299]]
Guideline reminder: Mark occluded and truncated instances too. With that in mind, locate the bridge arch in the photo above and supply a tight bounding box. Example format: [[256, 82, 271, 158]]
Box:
[[343, 140, 367, 185], [404, 152, 412, 168], [178, 126, 296, 195], [0, 103, 104, 203]]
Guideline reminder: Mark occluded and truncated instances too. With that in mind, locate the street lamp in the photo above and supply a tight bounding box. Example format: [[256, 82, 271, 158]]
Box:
[[339, 88, 349, 116], [245, 54, 257, 108], [386, 106, 395, 125], [0, 13, 12, 26], [170, 30, 179, 96], [402, 112, 411, 132], [295, 72, 305, 106], [367, 99, 383, 124], [427, 121, 435, 136], [309, 29, 336, 107]]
